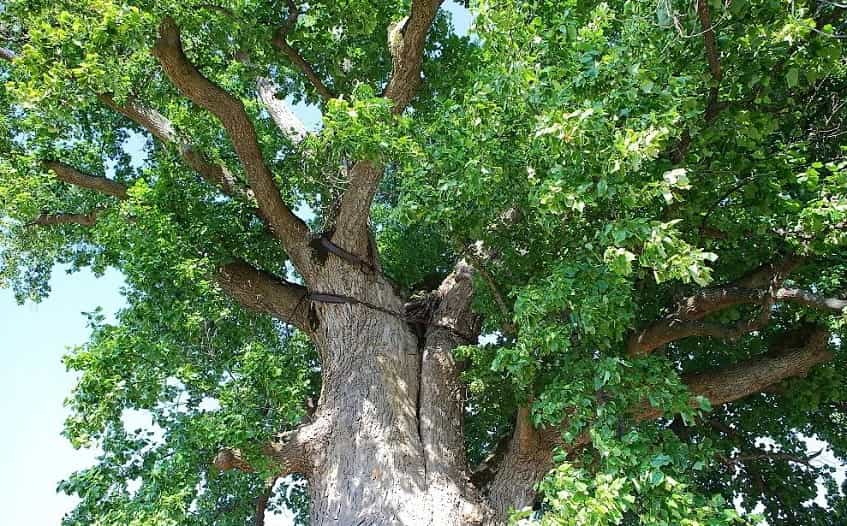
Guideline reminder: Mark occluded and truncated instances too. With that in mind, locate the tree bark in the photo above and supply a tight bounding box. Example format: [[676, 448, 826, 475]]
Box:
[[300, 258, 488, 525]]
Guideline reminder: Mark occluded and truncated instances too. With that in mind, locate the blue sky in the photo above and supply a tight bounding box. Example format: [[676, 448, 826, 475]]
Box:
[[0, 3, 473, 524], [0, 267, 125, 525]]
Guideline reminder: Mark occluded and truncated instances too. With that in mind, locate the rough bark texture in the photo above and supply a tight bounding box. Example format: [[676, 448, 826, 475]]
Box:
[[483, 407, 561, 523], [216, 260, 310, 332], [384, 0, 444, 113], [304, 258, 482, 525], [419, 261, 487, 524], [30, 211, 100, 226], [34, 165, 837, 526], [333, 160, 383, 257], [626, 255, 839, 356]]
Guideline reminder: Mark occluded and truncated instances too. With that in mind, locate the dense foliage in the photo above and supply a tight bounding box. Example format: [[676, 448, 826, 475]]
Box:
[[1, 0, 846, 524]]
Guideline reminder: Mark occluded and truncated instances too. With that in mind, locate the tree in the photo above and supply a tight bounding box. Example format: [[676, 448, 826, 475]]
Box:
[[1, 0, 846, 523]]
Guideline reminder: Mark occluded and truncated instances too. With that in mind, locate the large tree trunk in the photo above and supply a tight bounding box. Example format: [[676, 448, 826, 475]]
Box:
[[302, 260, 490, 526]]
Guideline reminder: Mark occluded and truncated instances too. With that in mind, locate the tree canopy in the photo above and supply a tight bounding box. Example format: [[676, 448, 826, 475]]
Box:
[[1, 0, 847, 524]]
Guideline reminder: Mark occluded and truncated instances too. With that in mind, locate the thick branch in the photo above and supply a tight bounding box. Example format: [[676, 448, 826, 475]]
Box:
[[152, 18, 312, 270], [215, 260, 309, 331], [214, 439, 307, 476], [99, 94, 251, 201], [0, 47, 15, 62], [98, 94, 177, 143], [420, 260, 479, 488], [256, 77, 307, 143], [626, 255, 841, 356], [328, 2, 443, 257], [637, 326, 832, 421], [384, 0, 444, 113], [214, 418, 329, 481], [331, 160, 382, 257], [35, 172, 310, 329], [30, 162, 126, 227], [484, 406, 562, 523], [213, 448, 256, 472], [29, 211, 99, 227], [44, 160, 127, 199], [775, 287, 847, 313], [696, 0, 722, 122], [736, 255, 804, 289], [630, 321, 731, 356], [627, 282, 845, 356]]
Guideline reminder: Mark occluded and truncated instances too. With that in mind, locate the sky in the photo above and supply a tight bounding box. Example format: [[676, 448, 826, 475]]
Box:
[[0, 267, 125, 525], [0, 3, 473, 525]]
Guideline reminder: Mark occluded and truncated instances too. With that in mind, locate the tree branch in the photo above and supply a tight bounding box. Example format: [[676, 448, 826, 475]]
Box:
[[214, 418, 330, 479], [254, 476, 279, 526], [0, 47, 15, 62], [28, 162, 126, 228], [627, 282, 845, 356], [29, 211, 100, 227], [419, 260, 479, 488], [269, 0, 334, 101], [329, 0, 443, 256], [215, 259, 310, 331], [384, 0, 444, 113], [775, 287, 847, 313], [331, 160, 383, 257], [272, 35, 335, 102], [152, 17, 312, 271], [99, 94, 253, 201], [256, 77, 307, 143], [464, 242, 517, 335], [721, 449, 825, 470], [696, 0, 722, 83], [636, 325, 832, 421], [696, 0, 723, 122], [33, 167, 310, 329], [213, 448, 256, 472], [43, 160, 128, 199], [670, 0, 725, 162], [483, 406, 563, 523], [98, 94, 177, 143], [626, 255, 844, 356], [483, 325, 832, 518], [37, 157, 311, 330]]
